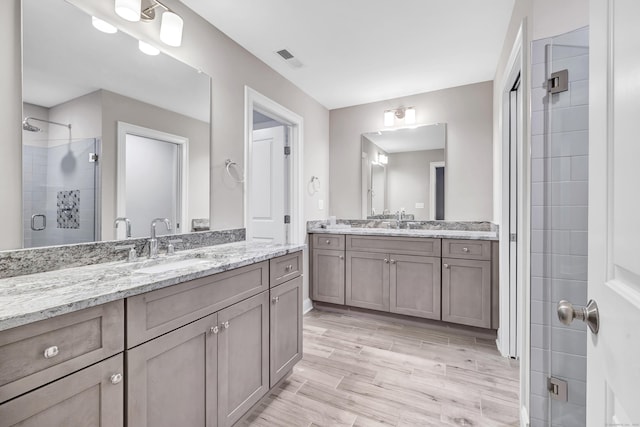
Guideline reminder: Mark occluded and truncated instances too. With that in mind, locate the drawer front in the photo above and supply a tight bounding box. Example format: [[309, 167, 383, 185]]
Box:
[[0, 300, 124, 404], [346, 235, 441, 257], [270, 251, 303, 287], [127, 261, 268, 348], [442, 239, 491, 260], [313, 234, 345, 250]]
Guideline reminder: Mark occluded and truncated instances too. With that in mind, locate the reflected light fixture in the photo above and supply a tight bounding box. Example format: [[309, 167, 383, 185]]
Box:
[[139, 40, 160, 56], [115, 0, 141, 22], [383, 107, 417, 127], [378, 153, 388, 165], [92, 16, 118, 34]]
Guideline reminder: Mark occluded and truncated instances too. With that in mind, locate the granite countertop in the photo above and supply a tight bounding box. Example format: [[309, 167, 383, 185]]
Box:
[[307, 226, 498, 241], [0, 241, 305, 332]]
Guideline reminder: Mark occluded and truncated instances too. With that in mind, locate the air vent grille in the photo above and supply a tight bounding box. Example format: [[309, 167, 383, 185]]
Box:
[[276, 49, 294, 60]]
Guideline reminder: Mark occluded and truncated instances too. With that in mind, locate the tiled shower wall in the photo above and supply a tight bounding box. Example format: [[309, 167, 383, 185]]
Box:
[[529, 27, 589, 427]]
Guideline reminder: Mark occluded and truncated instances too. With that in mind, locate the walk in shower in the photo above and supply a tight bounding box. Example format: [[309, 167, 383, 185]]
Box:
[[22, 130, 100, 248], [530, 27, 589, 426]]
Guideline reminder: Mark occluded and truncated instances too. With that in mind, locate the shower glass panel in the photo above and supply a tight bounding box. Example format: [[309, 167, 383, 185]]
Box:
[[22, 138, 99, 248], [530, 27, 589, 427]]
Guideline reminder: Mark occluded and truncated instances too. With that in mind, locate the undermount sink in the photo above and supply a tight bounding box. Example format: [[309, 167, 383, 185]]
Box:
[[134, 258, 209, 274]]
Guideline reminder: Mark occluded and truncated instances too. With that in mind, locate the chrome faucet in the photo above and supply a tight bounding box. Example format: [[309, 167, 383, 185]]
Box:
[[114, 217, 132, 238], [149, 218, 172, 258]]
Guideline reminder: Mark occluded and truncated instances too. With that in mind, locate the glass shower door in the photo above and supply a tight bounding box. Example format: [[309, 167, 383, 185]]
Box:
[[23, 137, 99, 248]]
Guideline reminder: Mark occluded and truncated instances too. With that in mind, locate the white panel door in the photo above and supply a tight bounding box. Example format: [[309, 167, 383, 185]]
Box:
[[250, 126, 286, 243], [125, 134, 179, 238], [588, 1, 640, 424]]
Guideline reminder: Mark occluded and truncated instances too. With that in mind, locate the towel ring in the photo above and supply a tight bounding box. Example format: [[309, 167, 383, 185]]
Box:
[[310, 176, 321, 193], [225, 159, 245, 183]]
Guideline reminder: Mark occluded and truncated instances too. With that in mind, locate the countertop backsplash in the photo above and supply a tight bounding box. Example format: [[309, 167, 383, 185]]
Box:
[[0, 228, 245, 279], [307, 219, 498, 232]]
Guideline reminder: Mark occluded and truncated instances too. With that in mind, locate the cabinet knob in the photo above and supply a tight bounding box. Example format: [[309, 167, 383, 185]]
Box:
[[222, 321, 230, 329], [462, 247, 469, 252], [272, 296, 280, 304], [390, 259, 396, 264], [443, 263, 450, 269], [384, 259, 389, 264], [285, 264, 293, 271], [339, 255, 344, 260], [43, 346, 59, 359], [110, 373, 123, 385], [210, 325, 219, 334], [325, 240, 330, 244]]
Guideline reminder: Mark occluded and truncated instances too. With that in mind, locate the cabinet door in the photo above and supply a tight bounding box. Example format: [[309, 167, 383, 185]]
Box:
[[270, 276, 303, 387], [390, 255, 441, 320], [0, 354, 123, 427], [218, 292, 269, 427], [127, 314, 218, 427], [442, 258, 491, 328], [312, 249, 345, 304], [346, 251, 390, 311]]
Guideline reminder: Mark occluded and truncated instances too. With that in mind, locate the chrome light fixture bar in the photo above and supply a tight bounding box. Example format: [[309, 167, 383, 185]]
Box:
[[114, 0, 184, 47]]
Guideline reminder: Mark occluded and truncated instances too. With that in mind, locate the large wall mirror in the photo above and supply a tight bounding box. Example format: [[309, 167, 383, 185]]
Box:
[[361, 124, 446, 221], [20, 0, 211, 248]]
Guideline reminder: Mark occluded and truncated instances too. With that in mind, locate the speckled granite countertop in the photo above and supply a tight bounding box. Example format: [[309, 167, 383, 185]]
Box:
[[307, 227, 498, 241], [0, 241, 305, 332]]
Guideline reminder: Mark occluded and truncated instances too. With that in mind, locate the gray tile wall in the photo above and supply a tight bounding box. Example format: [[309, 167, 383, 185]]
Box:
[[529, 27, 589, 427]]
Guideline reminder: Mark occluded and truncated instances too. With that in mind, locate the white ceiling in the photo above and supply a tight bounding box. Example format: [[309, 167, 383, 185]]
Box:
[[181, 0, 515, 109], [23, 0, 210, 122], [363, 123, 446, 153]]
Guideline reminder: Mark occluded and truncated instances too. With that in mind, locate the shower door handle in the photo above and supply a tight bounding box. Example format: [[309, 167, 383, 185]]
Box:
[[31, 214, 46, 231], [557, 299, 599, 334]]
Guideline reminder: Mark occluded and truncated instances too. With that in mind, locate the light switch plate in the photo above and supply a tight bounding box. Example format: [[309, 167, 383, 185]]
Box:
[[318, 199, 324, 210], [415, 202, 425, 209]]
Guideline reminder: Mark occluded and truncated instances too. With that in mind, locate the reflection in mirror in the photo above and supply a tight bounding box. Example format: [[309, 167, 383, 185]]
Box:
[[21, 0, 211, 249], [361, 124, 446, 221]]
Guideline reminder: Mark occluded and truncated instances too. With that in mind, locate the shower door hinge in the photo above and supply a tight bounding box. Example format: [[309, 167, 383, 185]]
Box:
[[284, 215, 291, 224], [548, 69, 569, 94], [548, 377, 568, 402], [510, 233, 517, 242], [284, 146, 291, 156], [89, 153, 99, 162]]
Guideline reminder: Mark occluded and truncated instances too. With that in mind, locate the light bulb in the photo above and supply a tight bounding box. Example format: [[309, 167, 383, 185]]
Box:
[[405, 107, 416, 125], [115, 0, 141, 22], [160, 11, 183, 47], [384, 110, 394, 127], [139, 40, 160, 56], [92, 16, 118, 34]]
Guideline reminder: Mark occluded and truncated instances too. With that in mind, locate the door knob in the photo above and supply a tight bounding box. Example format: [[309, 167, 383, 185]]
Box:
[[557, 299, 599, 334]]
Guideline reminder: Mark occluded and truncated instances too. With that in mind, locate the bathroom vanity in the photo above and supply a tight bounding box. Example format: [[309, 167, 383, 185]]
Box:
[[0, 242, 304, 427], [309, 224, 498, 329]]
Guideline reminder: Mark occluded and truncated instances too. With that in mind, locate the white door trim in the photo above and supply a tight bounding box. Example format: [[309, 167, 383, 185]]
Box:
[[116, 121, 189, 239], [244, 87, 304, 246], [429, 161, 445, 220]]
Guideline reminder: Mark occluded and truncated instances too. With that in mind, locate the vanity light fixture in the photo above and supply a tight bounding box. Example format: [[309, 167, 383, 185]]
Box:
[[92, 16, 118, 34], [138, 40, 160, 56], [378, 153, 388, 165], [114, 0, 184, 47], [383, 107, 417, 127]]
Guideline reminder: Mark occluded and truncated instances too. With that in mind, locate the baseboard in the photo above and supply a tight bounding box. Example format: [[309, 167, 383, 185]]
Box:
[[521, 405, 529, 427], [303, 298, 313, 314]]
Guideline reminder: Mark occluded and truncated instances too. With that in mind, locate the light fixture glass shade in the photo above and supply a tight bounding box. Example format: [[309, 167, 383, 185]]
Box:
[[378, 153, 388, 165], [405, 107, 416, 124], [138, 40, 160, 56], [92, 16, 118, 34], [160, 11, 183, 47], [115, 0, 141, 22], [384, 110, 394, 127]]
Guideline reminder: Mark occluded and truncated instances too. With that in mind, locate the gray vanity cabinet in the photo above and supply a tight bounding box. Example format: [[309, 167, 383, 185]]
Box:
[[441, 258, 492, 328], [126, 314, 218, 427], [270, 276, 303, 387], [312, 248, 345, 305], [217, 291, 269, 427], [346, 251, 390, 311], [389, 255, 441, 320], [0, 354, 123, 427]]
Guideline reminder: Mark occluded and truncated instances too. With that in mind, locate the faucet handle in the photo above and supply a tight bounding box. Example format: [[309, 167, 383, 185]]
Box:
[[114, 245, 137, 262], [167, 238, 183, 255]]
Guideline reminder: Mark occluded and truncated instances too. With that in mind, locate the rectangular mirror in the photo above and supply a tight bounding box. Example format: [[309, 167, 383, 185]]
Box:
[[20, 0, 211, 248], [361, 123, 446, 220]]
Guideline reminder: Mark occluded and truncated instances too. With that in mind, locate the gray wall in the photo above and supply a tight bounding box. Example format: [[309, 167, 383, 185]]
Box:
[[387, 149, 445, 221], [330, 81, 494, 221]]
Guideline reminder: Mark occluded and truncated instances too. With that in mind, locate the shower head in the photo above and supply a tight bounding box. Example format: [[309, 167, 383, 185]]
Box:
[[22, 118, 41, 132], [22, 117, 71, 133]]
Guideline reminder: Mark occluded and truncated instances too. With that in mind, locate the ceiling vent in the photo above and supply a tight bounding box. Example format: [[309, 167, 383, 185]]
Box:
[[275, 49, 303, 69]]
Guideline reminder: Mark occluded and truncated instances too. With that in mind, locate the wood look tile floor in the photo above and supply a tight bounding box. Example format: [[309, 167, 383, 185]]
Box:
[[241, 310, 520, 427]]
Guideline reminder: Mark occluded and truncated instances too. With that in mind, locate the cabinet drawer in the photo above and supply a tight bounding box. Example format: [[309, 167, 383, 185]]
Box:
[[0, 300, 124, 404], [313, 234, 345, 250], [127, 261, 268, 348], [442, 239, 491, 260], [346, 235, 441, 257], [270, 251, 302, 287]]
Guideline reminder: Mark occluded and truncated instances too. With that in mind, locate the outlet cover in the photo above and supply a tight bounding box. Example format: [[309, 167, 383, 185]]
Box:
[[415, 202, 425, 209], [318, 199, 324, 210]]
